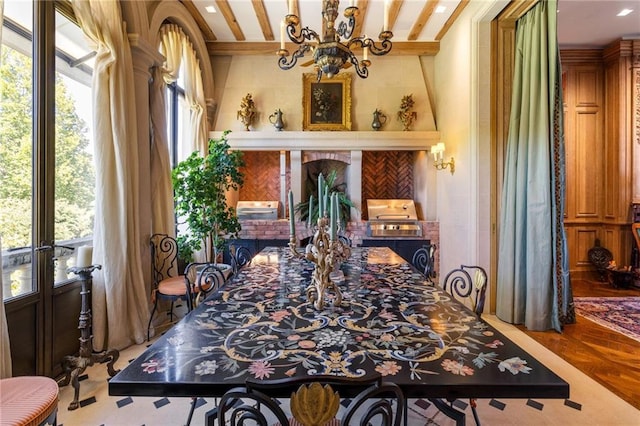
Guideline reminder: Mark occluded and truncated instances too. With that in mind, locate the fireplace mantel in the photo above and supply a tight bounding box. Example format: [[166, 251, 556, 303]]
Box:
[[210, 131, 440, 151]]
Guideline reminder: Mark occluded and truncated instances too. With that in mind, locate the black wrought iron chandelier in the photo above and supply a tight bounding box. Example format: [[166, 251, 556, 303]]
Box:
[[277, 0, 393, 81]]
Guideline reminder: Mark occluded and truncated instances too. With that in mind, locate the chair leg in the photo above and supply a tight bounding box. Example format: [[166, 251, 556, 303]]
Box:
[[147, 297, 160, 341], [470, 398, 481, 426], [185, 397, 197, 426], [429, 398, 465, 426]]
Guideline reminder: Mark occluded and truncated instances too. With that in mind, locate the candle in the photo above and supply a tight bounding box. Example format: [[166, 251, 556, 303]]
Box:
[[334, 192, 340, 231], [280, 20, 286, 50], [288, 0, 294, 15], [323, 187, 329, 218], [76, 245, 93, 268], [363, 44, 368, 61], [317, 173, 324, 217], [308, 195, 314, 227], [330, 193, 337, 240], [384, 0, 390, 31], [288, 190, 295, 236]]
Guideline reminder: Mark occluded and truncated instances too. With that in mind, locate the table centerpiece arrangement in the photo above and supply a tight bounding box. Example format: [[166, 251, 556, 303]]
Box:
[[288, 174, 351, 310]]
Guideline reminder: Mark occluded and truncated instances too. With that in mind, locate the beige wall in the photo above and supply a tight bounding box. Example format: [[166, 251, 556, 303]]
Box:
[[434, 1, 505, 307], [210, 55, 437, 132]]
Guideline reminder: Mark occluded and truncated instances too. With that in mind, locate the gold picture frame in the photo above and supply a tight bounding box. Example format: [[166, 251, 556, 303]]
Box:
[[303, 73, 352, 131]]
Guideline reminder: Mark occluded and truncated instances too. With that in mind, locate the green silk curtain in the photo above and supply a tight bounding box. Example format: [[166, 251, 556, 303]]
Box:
[[496, 0, 574, 332]]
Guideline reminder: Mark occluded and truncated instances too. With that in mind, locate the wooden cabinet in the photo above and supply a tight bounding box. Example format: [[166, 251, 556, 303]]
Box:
[[561, 41, 639, 277]]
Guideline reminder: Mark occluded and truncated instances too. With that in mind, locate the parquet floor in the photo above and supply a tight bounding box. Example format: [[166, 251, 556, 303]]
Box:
[[519, 278, 640, 410]]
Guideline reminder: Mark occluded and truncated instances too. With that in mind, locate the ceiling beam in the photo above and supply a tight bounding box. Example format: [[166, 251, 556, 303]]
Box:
[[352, 0, 369, 38], [180, 0, 217, 41], [251, 0, 274, 41], [216, 0, 245, 41], [408, 0, 437, 41], [435, 0, 470, 41], [206, 41, 439, 56]]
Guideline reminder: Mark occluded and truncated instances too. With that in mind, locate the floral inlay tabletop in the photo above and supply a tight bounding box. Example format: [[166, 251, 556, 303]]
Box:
[[110, 247, 568, 400]]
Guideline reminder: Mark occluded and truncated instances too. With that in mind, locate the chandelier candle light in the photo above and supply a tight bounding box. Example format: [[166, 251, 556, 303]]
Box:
[[288, 174, 351, 310], [277, 0, 393, 81]]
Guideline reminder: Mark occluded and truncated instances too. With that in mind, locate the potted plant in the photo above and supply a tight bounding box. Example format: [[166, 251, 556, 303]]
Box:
[[295, 169, 355, 230], [172, 130, 245, 263]]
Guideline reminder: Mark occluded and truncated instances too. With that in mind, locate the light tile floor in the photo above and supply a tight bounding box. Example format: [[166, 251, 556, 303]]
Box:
[[56, 315, 640, 426]]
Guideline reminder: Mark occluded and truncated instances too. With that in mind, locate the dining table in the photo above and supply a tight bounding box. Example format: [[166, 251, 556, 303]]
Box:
[[109, 245, 569, 419]]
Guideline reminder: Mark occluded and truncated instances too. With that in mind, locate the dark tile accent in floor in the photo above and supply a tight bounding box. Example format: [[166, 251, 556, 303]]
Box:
[[194, 397, 208, 410], [153, 397, 171, 409], [526, 399, 544, 411], [452, 399, 468, 410], [79, 396, 97, 408], [414, 398, 432, 410], [489, 399, 506, 410], [116, 396, 133, 408], [564, 399, 582, 411], [340, 398, 352, 408]]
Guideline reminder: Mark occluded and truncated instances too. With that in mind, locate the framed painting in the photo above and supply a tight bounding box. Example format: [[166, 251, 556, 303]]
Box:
[[302, 73, 352, 131]]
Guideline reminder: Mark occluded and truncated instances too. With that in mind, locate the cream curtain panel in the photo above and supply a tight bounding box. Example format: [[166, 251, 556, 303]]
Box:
[[149, 24, 209, 237], [0, 236, 12, 378], [159, 24, 208, 155], [183, 45, 208, 155], [0, 0, 12, 379], [149, 67, 175, 236], [71, 0, 149, 350]]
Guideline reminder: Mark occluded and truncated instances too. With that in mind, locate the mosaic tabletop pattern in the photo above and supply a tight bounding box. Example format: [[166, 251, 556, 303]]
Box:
[[110, 247, 568, 400]]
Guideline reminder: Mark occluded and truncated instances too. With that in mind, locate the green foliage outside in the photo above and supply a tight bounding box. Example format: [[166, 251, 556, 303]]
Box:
[[172, 130, 245, 263], [0, 47, 95, 248]]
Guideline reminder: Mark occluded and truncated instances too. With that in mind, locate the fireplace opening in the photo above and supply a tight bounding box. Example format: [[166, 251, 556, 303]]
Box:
[[301, 159, 349, 202]]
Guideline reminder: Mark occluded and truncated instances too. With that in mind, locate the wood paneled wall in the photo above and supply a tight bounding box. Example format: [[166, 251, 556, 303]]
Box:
[[562, 42, 637, 277]]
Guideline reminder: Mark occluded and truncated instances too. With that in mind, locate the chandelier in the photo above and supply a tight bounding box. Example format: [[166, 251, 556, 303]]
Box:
[[277, 0, 393, 81]]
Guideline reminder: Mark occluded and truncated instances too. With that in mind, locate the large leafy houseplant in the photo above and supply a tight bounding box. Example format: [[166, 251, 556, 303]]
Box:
[[172, 130, 245, 263]]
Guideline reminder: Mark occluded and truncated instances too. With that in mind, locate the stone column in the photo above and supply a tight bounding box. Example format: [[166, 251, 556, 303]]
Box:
[[128, 34, 165, 292]]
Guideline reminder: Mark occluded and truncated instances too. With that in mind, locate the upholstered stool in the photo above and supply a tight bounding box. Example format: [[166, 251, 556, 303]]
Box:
[[0, 376, 59, 425]]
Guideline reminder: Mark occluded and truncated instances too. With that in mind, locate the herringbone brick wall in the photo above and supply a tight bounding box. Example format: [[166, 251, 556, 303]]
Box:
[[361, 151, 414, 219], [239, 151, 281, 202]]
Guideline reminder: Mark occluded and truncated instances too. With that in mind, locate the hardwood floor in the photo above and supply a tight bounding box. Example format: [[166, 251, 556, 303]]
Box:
[[518, 278, 640, 410]]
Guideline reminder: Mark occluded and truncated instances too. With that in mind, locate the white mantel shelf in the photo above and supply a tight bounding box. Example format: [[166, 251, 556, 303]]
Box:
[[210, 131, 440, 151]]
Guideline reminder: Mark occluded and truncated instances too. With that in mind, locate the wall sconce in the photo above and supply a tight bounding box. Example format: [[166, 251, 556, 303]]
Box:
[[431, 142, 455, 175]]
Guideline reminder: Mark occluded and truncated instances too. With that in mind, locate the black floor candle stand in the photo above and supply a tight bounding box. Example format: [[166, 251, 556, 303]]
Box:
[[59, 264, 120, 410]]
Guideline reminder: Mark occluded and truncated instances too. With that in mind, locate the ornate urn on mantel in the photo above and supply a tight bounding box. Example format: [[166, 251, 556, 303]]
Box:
[[397, 94, 417, 131]]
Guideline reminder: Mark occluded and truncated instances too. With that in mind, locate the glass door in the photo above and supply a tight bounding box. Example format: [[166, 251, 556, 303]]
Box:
[[1, 0, 94, 376]]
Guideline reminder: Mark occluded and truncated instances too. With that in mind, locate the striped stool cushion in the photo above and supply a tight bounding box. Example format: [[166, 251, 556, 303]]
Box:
[[0, 376, 59, 425]]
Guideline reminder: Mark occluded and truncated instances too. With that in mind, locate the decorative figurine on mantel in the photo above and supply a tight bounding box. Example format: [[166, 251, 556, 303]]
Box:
[[397, 94, 417, 131], [371, 109, 387, 131], [237, 93, 256, 131]]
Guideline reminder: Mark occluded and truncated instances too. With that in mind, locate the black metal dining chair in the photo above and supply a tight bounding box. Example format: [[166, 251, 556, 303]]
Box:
[[230, 245, 253, 275], [437, 264, 488, 426], [208, 374, 405, 426], [148, 234, 230, 340], [442, 264, 488, 317], [148, 233, 188, 341], [411, 244, 437, 283]]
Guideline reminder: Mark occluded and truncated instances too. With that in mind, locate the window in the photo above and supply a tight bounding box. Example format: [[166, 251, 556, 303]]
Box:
[[1, 1, 95, 299], [166, 73, 190, 168]]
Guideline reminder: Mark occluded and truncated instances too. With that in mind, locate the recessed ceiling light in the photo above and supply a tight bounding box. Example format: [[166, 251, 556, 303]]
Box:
[[205, 5, 217, 14], [435, 6, 447, 14], [617, 8, 633, 17]]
